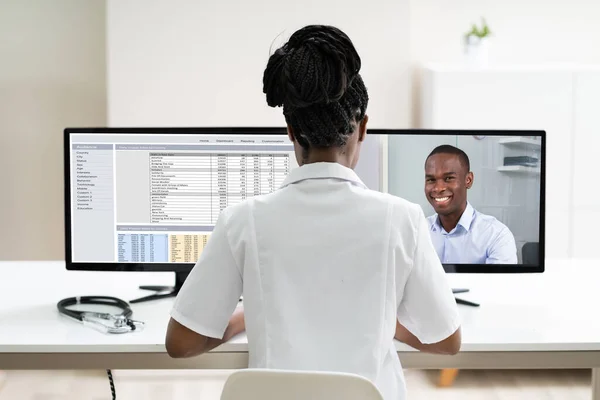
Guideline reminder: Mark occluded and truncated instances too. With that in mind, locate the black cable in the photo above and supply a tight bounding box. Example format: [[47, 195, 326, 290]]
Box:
[[107, 369, 116, 400]]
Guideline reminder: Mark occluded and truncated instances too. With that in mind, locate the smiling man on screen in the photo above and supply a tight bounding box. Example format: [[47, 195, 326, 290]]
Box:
[[424, 145, 517, 264]]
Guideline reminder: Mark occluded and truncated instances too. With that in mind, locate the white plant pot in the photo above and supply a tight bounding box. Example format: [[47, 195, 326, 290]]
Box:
[[465, 36, 489, 67]]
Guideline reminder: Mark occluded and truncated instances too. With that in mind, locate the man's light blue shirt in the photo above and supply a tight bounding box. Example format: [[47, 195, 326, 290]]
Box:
[[426, 202, 518, 264]]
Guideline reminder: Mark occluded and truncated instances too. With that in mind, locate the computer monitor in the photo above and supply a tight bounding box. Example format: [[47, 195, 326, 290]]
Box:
[[65, 128, 545, 303]]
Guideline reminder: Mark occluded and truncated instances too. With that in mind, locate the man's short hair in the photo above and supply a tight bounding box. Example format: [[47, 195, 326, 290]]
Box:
[[426, 145, 470, 172]]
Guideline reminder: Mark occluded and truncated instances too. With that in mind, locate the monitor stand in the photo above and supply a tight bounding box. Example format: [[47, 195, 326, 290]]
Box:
[[453, 288, 480, 307], [130, 271, 190, 304]]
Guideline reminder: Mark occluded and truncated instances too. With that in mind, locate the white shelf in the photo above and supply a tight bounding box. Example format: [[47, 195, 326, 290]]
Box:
[[499, 137, 542, 149], [497, 165, 540, 174]]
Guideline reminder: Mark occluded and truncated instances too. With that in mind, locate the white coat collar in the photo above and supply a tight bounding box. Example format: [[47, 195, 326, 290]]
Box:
[[280, 162, 367, 189]]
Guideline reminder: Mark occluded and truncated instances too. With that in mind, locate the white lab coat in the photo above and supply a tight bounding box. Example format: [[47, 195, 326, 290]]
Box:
[[171, 161, 460, 400]]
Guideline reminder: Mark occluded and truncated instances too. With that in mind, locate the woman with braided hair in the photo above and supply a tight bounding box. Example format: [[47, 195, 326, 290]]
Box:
[[166, 25, 461, 400], [262, 24, 369, 159]]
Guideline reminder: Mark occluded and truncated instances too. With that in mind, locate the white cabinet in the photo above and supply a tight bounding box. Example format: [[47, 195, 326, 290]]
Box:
[[572, 71, 600, 259], [420, 65, 600, 260]]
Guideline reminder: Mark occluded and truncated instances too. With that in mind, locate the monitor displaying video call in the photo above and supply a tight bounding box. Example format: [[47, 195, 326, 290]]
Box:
[[387, 132, 544, 268], [66, 128, 544, 272]]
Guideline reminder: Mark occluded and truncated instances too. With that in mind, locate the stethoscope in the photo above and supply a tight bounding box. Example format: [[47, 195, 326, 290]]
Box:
[[57, 296, 144, 334]]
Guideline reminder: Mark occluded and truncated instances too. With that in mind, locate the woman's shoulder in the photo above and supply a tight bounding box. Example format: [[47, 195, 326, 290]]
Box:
[[358, 189, 424, 225], [363, 189, 421, 212]]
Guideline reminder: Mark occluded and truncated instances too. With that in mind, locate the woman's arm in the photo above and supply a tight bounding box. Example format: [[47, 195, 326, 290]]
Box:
[[166, 307, 245, 358], [395, 319, 461, 355]]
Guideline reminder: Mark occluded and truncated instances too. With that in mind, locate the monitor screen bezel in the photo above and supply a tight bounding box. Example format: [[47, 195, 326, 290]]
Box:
[[64, 127, 546, 274]]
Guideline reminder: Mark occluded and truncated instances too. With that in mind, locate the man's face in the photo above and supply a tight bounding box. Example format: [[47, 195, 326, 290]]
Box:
[[424, 153, 473, 216]]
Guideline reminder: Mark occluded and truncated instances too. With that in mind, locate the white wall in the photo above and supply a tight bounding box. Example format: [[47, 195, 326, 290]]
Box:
[[410, 0, 600, 65], [108, 0, 600, 129], [0, 0, 106, 260], [409, 0, 600, 126], [571, 72, 600, 259], [107, 0, 411, 129]]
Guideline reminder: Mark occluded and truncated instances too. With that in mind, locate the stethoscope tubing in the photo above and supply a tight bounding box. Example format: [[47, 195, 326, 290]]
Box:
[[57, 296, 143, 334]]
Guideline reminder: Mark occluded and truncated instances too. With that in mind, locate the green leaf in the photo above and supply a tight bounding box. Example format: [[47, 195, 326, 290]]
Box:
[[465, 17, 491, 38]]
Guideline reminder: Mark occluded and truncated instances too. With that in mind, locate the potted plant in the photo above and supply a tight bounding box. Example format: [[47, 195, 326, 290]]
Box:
[[464, 18, 491, 66]]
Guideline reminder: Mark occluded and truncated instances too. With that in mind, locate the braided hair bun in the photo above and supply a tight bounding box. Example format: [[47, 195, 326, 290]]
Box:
[[263, 25, 369, 148]]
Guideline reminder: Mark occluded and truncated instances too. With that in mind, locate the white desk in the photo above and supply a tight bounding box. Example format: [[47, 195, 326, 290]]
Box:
[[1, 261, 599, 398]]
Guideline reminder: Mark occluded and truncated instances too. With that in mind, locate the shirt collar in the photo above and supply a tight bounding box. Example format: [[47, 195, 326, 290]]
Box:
[[431, 202, 476, 233], [280, 162, 367, 189], [458, 202, 475, 231]]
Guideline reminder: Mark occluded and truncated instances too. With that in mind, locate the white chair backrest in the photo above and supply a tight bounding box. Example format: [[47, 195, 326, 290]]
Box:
[[220, 369, 384, 400]]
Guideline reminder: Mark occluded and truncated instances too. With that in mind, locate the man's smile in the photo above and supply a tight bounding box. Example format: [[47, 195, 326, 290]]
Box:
[[432, 195, 452, 206]]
